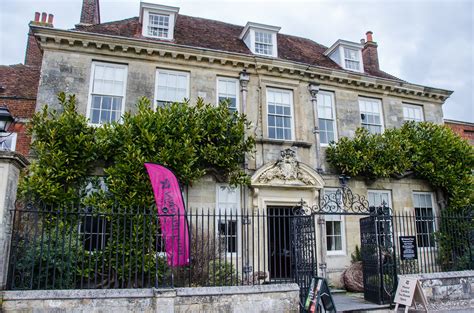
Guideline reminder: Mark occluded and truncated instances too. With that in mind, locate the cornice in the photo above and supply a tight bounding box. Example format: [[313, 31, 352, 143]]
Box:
[[31, 26, 453, 102]]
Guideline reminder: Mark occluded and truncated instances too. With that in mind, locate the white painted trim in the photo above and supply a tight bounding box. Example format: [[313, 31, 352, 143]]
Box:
[[141, 8, 176, 40], [86, 61, 128, 126], [412, 191, 437, 250], [154, 68, 190, 109], [317, 90, 338, 147], [324, 188, 346, 256], [0, 132, 17, 151], [403, 103, 425, 122], [358, 97, 385, 134], [215, 184, 241, 257], [239, 21, 281, 39], [216, 76, 240, 112], [367, 189, 393, 208], [266, 87, 295, 141], [324, 39, 364, 56]]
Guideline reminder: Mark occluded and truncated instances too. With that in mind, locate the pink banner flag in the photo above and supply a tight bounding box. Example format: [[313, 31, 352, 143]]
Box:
[[145, 163, 190, 267]]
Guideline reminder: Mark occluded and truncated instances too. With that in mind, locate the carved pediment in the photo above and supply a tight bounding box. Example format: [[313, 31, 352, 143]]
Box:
[[251, 148, 324, 189]]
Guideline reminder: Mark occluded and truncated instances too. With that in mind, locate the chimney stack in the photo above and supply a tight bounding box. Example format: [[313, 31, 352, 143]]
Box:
[[78, 0, 101, 26], [362, 30, 380, 72], [25, 11, 54, 67]]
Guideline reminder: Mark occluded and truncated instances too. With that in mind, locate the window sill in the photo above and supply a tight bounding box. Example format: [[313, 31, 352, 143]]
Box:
[[327, 251, 346, 256], [257, 138, 312, 148]]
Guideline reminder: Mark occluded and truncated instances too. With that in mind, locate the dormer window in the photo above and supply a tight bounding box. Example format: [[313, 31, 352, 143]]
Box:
[[140, 2, 179, 40], [255, 31, 273, 56], [324, 40, 364, 73], [240, 22, 281, 58], [148, 13, 170, 38], [343, 47, 360, 71]]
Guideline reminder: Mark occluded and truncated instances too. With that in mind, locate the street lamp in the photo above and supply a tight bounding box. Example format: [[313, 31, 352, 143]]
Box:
[[0, 105, 15, 137]]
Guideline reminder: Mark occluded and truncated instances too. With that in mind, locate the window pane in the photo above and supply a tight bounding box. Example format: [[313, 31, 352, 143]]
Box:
[[359, 98, 383, 134], [267, 89, 293, 140], [156, 71, 189, 104]]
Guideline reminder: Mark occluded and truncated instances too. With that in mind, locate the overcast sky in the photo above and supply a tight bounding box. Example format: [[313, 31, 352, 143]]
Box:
[[1, 0, 473, 122]]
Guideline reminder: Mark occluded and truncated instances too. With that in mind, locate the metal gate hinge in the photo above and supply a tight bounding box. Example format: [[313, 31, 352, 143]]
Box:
[[242, 217, 251, 225]]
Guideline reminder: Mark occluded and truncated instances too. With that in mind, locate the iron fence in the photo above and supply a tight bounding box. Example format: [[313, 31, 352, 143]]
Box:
[[392, 211, 474, 275], [6, 201, 473, 296], [7, 202, 312, 290]]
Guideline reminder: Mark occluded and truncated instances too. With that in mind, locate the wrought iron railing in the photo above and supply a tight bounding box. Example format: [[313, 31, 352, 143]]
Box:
[[7, 202, 313, 290]]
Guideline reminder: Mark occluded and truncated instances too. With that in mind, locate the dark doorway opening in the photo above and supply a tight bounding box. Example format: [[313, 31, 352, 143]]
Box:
[[267, 206, 293, 281]]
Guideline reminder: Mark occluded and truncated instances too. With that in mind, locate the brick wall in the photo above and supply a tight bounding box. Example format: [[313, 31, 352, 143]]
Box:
[[445, 120, 474, 145]]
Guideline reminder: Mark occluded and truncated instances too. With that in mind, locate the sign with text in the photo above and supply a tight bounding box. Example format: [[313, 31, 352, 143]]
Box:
[[394, 276, 428, 312], [399, 236, 418, 260]]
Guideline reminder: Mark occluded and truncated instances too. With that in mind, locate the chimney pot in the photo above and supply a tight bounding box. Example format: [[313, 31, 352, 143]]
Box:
[[366, 31, 374, 42], [34, 12, 40, 22], [41, 12, 47, 23], [48, 14, 54, 24]]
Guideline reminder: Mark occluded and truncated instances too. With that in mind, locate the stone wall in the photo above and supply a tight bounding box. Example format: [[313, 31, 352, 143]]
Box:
[[401, 271, 474, 311], [1, 284, 300, 313]]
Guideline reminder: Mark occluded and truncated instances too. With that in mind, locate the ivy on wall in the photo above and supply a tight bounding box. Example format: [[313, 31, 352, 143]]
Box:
[[326, 122, 474, 212]]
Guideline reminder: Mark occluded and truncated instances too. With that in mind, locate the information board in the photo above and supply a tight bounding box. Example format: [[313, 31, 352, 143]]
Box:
[[399, 236, 417, 260]]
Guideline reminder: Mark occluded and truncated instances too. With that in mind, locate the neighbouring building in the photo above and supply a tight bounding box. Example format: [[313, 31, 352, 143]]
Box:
[[27, 0, 453, 286], [0, 12, 54, 156], [445, 119, 474, 145]]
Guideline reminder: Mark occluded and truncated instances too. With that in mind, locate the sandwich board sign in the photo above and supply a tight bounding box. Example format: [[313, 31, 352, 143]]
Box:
[[393, 276, 428, 312], [304, 277, 336, 313]]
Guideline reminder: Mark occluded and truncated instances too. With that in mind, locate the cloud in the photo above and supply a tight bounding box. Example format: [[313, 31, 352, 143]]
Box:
[[1, 0, 472, 122]]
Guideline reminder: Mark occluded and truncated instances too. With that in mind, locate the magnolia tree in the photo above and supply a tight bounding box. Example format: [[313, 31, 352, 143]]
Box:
[[327, 122, 474, 270], [16, 93, 255, 288]]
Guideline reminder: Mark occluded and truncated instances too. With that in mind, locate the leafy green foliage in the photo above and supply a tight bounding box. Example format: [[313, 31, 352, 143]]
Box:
[[327, 122, 474, 211], [17, 93, 254, 288], [95, 97, 255, 207], [350, 245, 362, 264], [13, 228, 83, 289], [19, 93, 98, 204]]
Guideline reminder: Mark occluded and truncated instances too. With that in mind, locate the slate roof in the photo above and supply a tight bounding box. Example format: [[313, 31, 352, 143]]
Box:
[[74, 15, 401, 81], [0, 64, 40, 99]]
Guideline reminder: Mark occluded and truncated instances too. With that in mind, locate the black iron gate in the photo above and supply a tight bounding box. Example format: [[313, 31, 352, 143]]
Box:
[[291, 207, 317, 308], [360, 212, 396, 304], [290, 176, 397, 309]]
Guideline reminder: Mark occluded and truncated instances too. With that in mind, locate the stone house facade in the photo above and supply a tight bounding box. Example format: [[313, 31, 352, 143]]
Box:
[[29, 0, 452, 284]]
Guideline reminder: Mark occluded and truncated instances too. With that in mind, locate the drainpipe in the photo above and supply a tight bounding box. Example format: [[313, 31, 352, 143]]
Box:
[[239, 70, 252, 279], [309, 83, 327, 277], [239, 69, 250, 215], [308, 83, 322, 173]]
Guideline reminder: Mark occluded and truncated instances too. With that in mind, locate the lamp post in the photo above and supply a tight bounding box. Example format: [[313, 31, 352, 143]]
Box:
[[0, 105, 14, 135]]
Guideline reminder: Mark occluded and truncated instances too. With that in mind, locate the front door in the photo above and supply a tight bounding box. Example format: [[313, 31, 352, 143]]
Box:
[[267, 207, 293, 281]]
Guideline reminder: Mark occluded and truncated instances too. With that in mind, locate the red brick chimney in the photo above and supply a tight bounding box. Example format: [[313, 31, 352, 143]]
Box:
[[79, 0, 101, 26], [362, 31, 379, 72], [25, 12, 54, 67]]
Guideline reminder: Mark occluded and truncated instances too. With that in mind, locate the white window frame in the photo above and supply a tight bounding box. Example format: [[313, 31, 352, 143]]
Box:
[[216, 184, 241, 256], [154, 68, 190, 108], [141, 6, 177, 40], [254, 31, 273, 56], [338, 45, 364, 73], [367, 189, 393, 209], [412, 192, 437, 249], [324, 188, 346, 256], [0, 132, 17, 151], [266, 88, 295, 141], [147, 12, 170, 39], [403, 103, 424, 122], [317, 91, 337, 146], [216, 77, 240, 112], [359, 97, 384, 134], [86, 61, 128, 126]]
